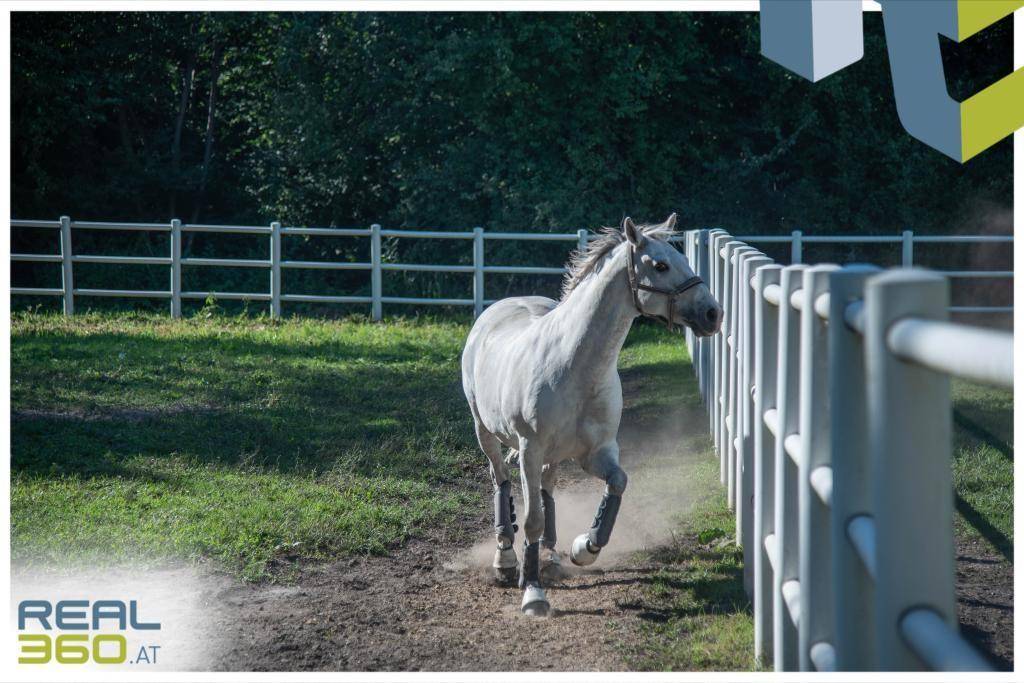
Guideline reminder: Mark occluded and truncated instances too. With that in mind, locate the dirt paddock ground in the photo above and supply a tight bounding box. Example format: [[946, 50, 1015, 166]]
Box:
[[206, 417, 1015, 671], [203, 516, 1013, 671]]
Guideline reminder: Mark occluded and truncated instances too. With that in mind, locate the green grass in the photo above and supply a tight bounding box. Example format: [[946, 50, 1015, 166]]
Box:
[[615, 331, 757, 671], [11, 311, 480, 580], [952, 379, 1013, 559], [626, 455, 757, 671]]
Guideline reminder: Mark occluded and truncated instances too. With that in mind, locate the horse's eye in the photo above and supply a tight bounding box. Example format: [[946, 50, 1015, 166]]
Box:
[[654, 262, 669, 273]]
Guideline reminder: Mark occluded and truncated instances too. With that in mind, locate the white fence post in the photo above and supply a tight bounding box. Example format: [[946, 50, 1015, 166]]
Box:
[[738, 251, 772, 598], [712, 232, 729, 456], [270, 221, 282, 319], [829, 265, 878, 671], [696, 230, 712, 404], [59, 215, 74, 315], [170, 219, 182, 318], [684, 231, 696, 360], [865, 270, 955, 670], [902, 230, 914, 267], [473, 227, 484, 318], [753, 262, 782, 665], [797, 264, 839, 671], [710, 232, 731, 460], [773, 264, 807, 671], [791, 230, 803, 264], [720, 240, 743, 492], [727, 245, 756, 511], [370, 223, 383, 321]]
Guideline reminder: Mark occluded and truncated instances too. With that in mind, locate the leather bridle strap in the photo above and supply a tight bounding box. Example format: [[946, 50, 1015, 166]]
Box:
[[626, 244, 704, 331]]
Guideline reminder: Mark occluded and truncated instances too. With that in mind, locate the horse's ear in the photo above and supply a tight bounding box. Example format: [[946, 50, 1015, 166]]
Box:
[[665, 213, 678, 230], [623, 217, 644, 246]]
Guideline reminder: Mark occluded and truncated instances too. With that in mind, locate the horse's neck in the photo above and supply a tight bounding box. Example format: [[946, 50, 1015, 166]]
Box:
[[556, 247, 637, 377]]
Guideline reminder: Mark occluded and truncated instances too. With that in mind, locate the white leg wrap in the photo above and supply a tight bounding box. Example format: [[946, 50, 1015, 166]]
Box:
[[493, 544, 518, 569], [492, 544, 518, 585]]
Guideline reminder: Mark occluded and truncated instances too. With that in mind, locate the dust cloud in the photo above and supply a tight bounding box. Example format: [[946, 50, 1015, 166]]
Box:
[[948, 202, 1013, 331], [448, 415, 713, 574]]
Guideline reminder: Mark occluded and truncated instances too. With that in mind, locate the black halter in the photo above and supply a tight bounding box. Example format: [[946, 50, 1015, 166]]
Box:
[[625, 244, 704, 331]]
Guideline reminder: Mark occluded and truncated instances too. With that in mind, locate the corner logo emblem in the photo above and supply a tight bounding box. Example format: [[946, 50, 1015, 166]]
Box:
[[760, 0, 1024, 162]]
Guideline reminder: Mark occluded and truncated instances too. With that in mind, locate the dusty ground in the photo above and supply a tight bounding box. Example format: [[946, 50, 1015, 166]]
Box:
[[213, 540, 661, 671], [956, 535, 1014, 670], [208, 420, 712, 672], [12, 518, 1011, 672], [201, 468, 1014, 671]]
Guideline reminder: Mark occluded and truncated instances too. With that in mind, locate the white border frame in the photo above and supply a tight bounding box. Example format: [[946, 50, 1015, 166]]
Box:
[[0, 2, 1017, 681]]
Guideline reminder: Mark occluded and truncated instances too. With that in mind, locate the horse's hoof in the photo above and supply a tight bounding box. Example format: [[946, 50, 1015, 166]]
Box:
[[494, 565, 518, 585], [570, 533, 600, 567], [493, 545, 519, 586], [540, 547, 565, 582], [521, 584, 550, 617]]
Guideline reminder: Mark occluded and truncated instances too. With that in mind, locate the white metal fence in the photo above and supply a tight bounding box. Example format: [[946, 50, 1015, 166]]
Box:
[[10, 217, 589, 319], [682, 229, 1013, 671], [10, 217, 1013, 319]]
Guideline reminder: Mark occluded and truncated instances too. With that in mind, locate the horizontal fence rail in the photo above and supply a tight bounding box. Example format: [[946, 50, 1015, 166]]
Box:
[[10, 217, 591, 319], [11, 218, 1013, 319], [682, 229, 1012, 672]]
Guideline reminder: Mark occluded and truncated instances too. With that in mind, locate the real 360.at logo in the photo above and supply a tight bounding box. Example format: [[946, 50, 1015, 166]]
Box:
[[17, 599, 162, 666]]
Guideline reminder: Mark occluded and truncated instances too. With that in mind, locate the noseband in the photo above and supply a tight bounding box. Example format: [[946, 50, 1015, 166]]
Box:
[[625, 244, 704, 331]]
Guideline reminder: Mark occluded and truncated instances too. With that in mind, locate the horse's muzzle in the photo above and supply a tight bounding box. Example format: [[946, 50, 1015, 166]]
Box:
[[689, 302, 723, 337]]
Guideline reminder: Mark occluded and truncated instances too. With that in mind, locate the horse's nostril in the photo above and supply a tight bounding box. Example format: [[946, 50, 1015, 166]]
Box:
[[706, 307, 721, 324]]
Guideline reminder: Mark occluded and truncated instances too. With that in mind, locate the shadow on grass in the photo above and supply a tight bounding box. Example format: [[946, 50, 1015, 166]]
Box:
[[627, 563, 748, 612], [12, 330, 478, 484], [619, 359, 704, 431], [12, 316, 695, 485], [954, 409, 1012, 462], [956, 494, 1013, 563]]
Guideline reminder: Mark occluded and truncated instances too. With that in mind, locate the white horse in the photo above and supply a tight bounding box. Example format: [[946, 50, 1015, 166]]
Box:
[[461, 215, 723, 616]]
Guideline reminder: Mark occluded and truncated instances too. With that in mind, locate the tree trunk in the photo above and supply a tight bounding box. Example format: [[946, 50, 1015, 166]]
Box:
[[116, 106, 144, 216], [169, 31, 198, 219], [191, 41, 223, 224]]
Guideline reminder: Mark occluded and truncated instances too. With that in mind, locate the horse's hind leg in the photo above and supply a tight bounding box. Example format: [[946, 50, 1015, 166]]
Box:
[[476, 424, 518, 585], [539, 463, 563, 582], [570, 443, 628, 567]]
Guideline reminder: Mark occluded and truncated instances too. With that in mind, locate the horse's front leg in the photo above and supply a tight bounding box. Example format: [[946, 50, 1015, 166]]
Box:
[[570, 443, 628, 567], [518, 437, 550, 616]]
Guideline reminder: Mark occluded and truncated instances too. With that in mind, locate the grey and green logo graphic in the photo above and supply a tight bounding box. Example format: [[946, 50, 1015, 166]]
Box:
[[17, 599, 162, 666], [761, 0, 1023, 162]]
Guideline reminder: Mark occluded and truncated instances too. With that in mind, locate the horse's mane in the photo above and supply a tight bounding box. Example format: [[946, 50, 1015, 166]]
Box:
[[560, 219, 679, 300]]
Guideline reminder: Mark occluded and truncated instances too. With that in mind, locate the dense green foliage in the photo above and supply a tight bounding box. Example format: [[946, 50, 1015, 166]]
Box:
[[11, 12, 1013, 309]]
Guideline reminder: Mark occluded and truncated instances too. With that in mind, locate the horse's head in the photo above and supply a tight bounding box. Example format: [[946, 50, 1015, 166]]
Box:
[[623, 214, 723, 337]]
